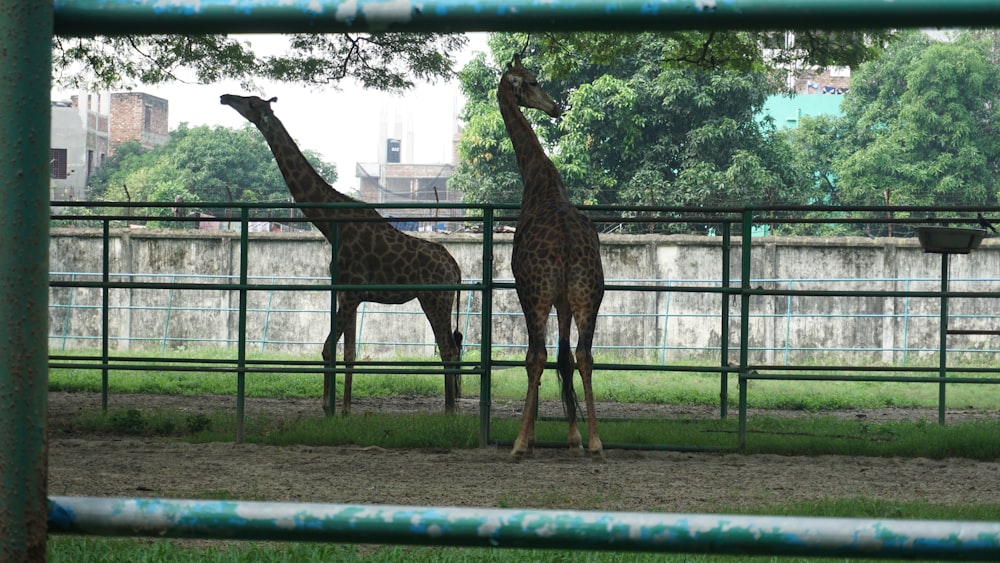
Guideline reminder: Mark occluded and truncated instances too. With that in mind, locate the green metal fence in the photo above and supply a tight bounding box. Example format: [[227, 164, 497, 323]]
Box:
[[46, 201, 1000, 440]]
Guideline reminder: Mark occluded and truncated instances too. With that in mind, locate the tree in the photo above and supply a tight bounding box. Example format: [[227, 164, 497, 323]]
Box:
[[448, 52, 526, 211], [449, 32, 826, 233], [87, 123, 337, 224], [52, 33, 467, 92], [774, 114, 857, 236], [828, 31, 1000, 234], [532, 30, 896, 77]]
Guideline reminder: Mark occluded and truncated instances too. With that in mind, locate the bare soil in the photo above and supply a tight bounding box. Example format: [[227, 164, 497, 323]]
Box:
[[48, 392, 1000, 512]]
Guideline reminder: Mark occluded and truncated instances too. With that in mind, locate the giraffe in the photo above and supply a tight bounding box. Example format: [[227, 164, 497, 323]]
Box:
[[220, 94, 463, 415], [497, 56, 606, 462]]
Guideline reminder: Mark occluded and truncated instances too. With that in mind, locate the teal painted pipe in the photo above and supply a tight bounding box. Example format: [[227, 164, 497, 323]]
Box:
[[49, 497, 1000, 559], [52, 0, 1000, 35], [0, 1, 52, 561]]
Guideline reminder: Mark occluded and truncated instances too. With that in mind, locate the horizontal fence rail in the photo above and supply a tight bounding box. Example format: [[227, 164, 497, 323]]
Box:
[[48, 496, 1000, 560], [52, 0, 1000, 35]]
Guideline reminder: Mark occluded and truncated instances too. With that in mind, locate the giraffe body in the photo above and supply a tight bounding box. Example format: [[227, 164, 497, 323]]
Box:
[[497, 57, 606, 462], [221, 94, 463, 415]]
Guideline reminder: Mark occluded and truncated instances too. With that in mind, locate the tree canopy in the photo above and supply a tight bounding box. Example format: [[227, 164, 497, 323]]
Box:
[[787, 30, 1000, 235], [53, 33, 468, 92]]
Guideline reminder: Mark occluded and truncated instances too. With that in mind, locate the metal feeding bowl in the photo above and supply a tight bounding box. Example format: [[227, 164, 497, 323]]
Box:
[[914, 226, 987, 254]]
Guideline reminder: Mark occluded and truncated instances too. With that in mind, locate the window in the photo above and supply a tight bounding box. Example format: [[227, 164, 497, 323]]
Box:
[[50, 148, 68, 179]]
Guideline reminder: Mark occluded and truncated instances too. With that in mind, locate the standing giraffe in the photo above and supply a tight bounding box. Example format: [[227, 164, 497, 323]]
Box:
[[221, 94, 463, 415], [497, 57, 606, 462]]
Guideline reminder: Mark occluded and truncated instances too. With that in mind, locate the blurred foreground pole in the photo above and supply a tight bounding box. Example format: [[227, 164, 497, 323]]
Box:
[[0, 1, 52, 561]]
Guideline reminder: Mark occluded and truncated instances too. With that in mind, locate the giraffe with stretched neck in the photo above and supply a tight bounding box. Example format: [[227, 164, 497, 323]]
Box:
[[497, 56, 606, 462], [221, 94, 463, 415]]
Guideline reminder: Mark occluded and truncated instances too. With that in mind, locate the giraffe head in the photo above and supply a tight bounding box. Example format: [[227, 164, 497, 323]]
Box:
[[502, 55, 561, 118], [220, 94, 279, 126]]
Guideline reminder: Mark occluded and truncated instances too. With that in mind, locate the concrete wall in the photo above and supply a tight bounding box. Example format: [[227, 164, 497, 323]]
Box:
[[48, 229, 1000, 365]]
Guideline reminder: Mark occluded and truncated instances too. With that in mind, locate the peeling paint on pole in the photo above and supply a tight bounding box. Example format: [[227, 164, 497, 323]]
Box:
[[49, 497, 1000, 559], [52, 0, 1000, 35], [1, 1, 52, 561]]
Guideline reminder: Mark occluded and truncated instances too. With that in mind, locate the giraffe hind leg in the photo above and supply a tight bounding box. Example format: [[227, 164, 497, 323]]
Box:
[[421, 293, 462, 414], [555, 303, 583, 455], [321, 332, 334, 417], [574, 312, 604, 463], [558, 336, 583, 455]]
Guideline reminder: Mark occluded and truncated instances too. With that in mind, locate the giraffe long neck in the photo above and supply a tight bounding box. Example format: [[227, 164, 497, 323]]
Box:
[[253, 113, 359, 241], [497, 77, 566, 210], [256, 114, 351, 207]]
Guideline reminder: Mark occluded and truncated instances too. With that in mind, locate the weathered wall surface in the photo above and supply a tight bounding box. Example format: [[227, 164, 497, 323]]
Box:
[[48, 229, 1000, 364]]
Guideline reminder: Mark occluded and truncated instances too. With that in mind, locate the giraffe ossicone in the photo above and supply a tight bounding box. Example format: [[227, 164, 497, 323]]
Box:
[[220, 94, 464, 415]]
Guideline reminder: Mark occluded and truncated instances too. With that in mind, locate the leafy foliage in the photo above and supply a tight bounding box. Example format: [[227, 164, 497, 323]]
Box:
[[784, 30, 1000, 236], [449, 33, 834, 233], [522, 30, 897, 78], [52, 33, 467, 92]]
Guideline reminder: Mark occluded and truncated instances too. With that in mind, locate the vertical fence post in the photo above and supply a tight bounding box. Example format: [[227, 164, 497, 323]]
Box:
[[659, 281, 672, 364], [237, 207, 250, 442], [0, 1, 52, 560], [938, 252, 949, 425], [737, 208, 755, 451], [720, 220, 731, 419], [102, 221, 111, 411], [479, 207, 495, 447], [327, 221, 339, 416]]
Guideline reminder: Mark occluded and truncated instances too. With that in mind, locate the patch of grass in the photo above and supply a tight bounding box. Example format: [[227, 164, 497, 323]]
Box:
[[741, 496, 1000, 521], [742, 416, 1000, 460], [48, 349, 1000, 414], [72, 408, 233, 439], [56, 406, 1000, 461]]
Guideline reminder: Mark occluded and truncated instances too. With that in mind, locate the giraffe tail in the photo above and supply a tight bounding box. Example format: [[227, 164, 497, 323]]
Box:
[[557, 337, 579, 423], [452, 289, 463, 352]]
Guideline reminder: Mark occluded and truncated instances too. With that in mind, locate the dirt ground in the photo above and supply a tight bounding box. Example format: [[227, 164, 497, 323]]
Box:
[[47, 392, 1000, 512]]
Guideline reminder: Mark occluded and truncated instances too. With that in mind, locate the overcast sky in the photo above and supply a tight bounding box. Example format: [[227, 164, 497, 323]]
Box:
[[55, 33, 489, 197]]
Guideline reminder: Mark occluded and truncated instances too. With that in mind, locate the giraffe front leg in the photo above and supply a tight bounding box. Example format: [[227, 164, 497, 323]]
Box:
[[421, 293, 463, 414], [509, 376, 539, 462], [510, 346, 545, 462], [341, 311, 357, 416]]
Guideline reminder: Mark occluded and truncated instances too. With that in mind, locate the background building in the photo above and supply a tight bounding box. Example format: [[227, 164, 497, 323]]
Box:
[[355, 108, 464, 232], [50, 92, 168, 203]]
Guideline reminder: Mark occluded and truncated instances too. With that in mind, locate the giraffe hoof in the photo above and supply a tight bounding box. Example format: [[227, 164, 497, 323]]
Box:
[[508, 450, 526, 463], [568, 445, 584, 458], [590, 449, 606, 463]]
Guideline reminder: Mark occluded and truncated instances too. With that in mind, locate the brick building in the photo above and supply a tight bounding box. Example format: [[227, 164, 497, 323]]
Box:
[[50, 92, 168, 202], [107, 92, 169, 153]]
